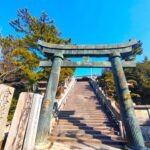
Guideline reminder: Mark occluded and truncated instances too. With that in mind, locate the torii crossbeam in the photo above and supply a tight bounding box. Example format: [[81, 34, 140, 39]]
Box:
[[38, 39, 137, 57]]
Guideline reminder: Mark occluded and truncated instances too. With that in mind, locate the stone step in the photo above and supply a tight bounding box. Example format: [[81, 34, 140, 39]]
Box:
[[55, 125, 114, 131], [65, 105, 101, 108], [59, 112, 106, 114], [59, 119, 110, 123], [58, 121, 116, 127], [59, 117, 109, 120], [59, 110, 104, 112], [64, 106, 102, 108], [59, 111, 106, 114], [51, 142, 124, 150], [64, 105, 102, 107], [62, 110, 104, 112], [65, 103, 100, 105], [54, 127, 114, 134], [59, 120, 113, 124], [58, 117, 108, 120], [49, 136, 125, 146], [50, 134, 121, 142], [50, 142, 70, 150], [59, 113, 106, 116], [53, 128, 115, 135], [58, 116, 108, 119], [51, 132, 120, 139]]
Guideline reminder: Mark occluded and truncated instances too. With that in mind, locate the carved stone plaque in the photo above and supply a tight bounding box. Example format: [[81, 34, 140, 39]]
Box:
[[4, 92, 34, 150], [23, 94, 43, 150], [0, 84, 14, 143]]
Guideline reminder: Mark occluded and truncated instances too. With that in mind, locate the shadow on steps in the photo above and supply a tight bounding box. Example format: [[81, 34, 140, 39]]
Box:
[[51, 110, 125, 149]]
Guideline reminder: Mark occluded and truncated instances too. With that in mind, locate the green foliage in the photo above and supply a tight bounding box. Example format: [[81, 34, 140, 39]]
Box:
[[125, 57, 150, 104], [0, 8, 74, 90], [97, 70, 116, 101], [97, 57, 150, 105], [125, 40, 143, 61], [59, 68, 75, 83], [0, 8, 75, 121], [7, 97, 18, 121], [97, 41, 144, 102], [9, 8, 71, 45]]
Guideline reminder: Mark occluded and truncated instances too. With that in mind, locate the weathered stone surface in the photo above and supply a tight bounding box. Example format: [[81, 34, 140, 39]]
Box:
[[110, 53, 145, 148], [23, 94, 43, 150], [38, 39, 137, 50], [4, 92, 34, 150], [134, 106, 150, 143], [38, 40, 138, 58], [35, 53, 63, 147], [0, 84, 14, 143], [40, 60, 136, 68]]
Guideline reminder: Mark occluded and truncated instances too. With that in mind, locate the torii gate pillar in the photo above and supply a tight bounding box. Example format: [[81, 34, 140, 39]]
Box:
[[35, 52, 63, 149], [110, 52, 145, 149]]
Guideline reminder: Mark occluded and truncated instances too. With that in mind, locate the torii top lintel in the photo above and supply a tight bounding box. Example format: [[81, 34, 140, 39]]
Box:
[[38, 39, 138, 57]]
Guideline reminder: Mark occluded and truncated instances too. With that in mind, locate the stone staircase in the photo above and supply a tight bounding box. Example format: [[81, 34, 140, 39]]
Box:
[[49, 81, 125, 150]]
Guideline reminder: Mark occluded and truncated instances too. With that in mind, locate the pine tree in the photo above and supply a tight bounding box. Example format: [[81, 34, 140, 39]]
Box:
[[0, 8, 74, 90], [0, 8, 75, 121]]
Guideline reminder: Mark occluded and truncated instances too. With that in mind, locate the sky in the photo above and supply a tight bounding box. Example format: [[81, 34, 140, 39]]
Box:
[[0, 0, 150, 76]]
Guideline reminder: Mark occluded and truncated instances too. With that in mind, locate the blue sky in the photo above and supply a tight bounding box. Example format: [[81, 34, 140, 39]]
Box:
[[0, 0, 150, 76]]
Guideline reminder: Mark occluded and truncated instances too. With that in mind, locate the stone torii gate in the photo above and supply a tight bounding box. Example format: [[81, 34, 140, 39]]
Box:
[[35, 40, 146, 150]]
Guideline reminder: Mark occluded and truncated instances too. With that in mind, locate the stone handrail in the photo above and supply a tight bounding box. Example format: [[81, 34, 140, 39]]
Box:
[[90, 79, 150, 145], [56, 77, 76, 110], [50, 77, 76, 133], [89, 79, 124, 136], [134, 105, 150, 109], [134, 105, 150, 125]]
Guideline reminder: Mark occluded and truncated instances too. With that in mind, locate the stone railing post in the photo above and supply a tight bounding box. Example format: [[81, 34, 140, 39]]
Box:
[[35, 52, 63, 149], [110, 51, 146, 149]]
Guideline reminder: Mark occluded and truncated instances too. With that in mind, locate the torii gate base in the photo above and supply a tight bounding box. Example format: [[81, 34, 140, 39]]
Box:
[[35, 40, 148, 150]]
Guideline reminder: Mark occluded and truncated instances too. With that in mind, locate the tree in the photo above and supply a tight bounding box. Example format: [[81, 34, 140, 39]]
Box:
[[97, 57, 150, 105], [96, 41, 148, 104], [0, 8, 75, 121], [0, 8, 74, 90], [97, 70, 116, 101], [125, 40, 143, 61]]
